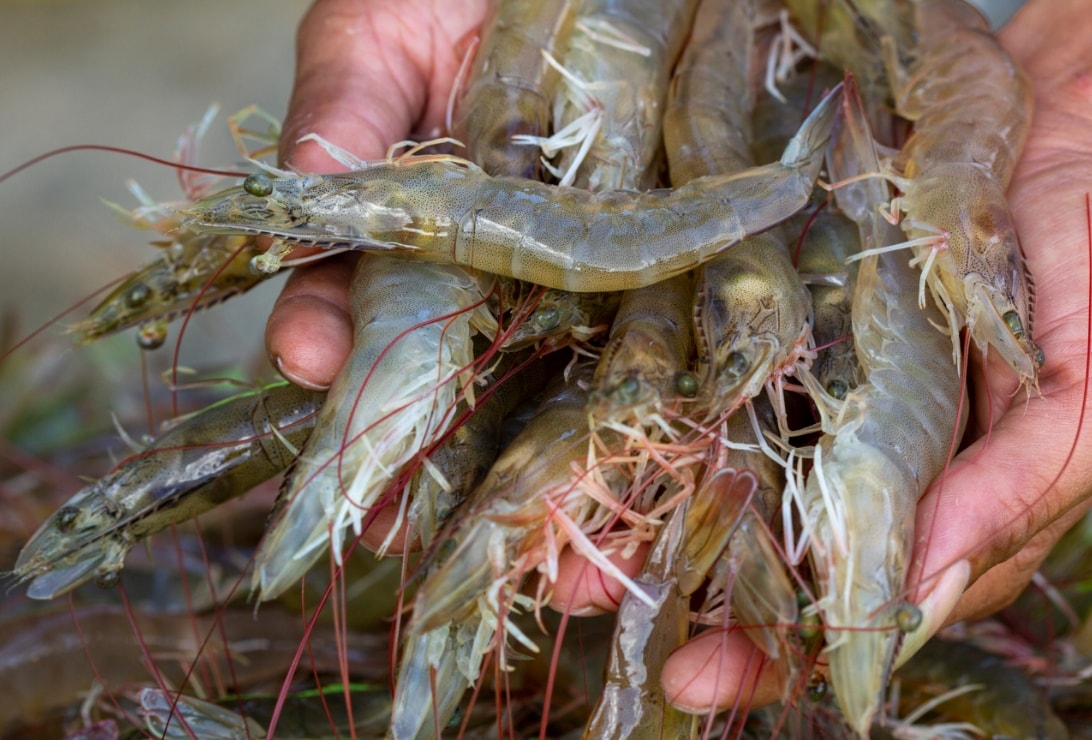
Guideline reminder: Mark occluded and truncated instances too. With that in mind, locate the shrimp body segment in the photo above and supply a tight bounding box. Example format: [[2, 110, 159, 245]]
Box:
[[184, 85, 843, 293]]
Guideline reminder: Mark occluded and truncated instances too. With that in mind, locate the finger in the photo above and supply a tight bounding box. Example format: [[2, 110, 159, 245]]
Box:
[[281, 0, 487, 169], [265, 252, 358, 389], [661, 629, 786, 713], [547, 542, 649, 616]]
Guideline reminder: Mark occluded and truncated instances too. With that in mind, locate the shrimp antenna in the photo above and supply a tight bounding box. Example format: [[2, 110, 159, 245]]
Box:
[[0, 144, 245, 187]]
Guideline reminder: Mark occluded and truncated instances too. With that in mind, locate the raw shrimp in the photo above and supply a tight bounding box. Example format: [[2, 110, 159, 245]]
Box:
[[12, 380, 324, 599], [72, 232, 265, 349], [817, 0, 1041, 388], [889, 638, 1067, 739], [789, 82, 965, 734], [449, 0, 577, 179], [393, 365, 632, 736], [588, 273, 696, 426], [253, 254, 496, 600], [182, 83, 843, 293], [500, 286, 619, 350], [531, 0, 698, 190], [662, 0, 813, 428]]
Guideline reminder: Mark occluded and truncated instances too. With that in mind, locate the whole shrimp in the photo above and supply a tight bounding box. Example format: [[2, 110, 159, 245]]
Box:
[[253, 253, 495, 600], [662, 0, 814, 429], [449, 0, 578, 179], [799, 0, 1041, 388], [182, 83, 843, 293], [12, 380, 324, 599], [792, 87, 965, 734]]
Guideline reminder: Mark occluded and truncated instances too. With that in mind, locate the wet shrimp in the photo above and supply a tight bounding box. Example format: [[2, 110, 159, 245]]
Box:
[[182, 83, 843, 293], [449, 0, 578, 179], [790, 90, 966, 733], [253, 254, 496, 600], [526, 0, 698, 190], [12, 380, 323, 599], [662, 0, 814, 429]]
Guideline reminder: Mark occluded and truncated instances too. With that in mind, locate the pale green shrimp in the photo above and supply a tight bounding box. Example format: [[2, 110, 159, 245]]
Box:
[[449, 0, 578, 179], [588, 273, 697, 427], [182, 83, 843, 293], [253, 254, 496, 600], [789, 90, 965, 732], [661, 0, 814, 431], [72, 232, 265, 349], [881, 0, 1041, 390], [12, 381, 323, 599], [392, 364, 635, 737]]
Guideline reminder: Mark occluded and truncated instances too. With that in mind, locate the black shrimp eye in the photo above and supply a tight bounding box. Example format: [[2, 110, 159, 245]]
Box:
[[137, 320, 168, 350], [124, 283, 151, 308], [55, 506, 81, 532], [808, 679, 828, 702], [95, 570, 120, 589], [895, 603, 923, 633], [532, 306, 561, 331], [1034, 344, 1046, 367], [1002, 309, 1025, 338], [723, 351, 749, 380], [243, 172, 274, 197], [674, 371, 699, 398], [826, 379, 849, 400]]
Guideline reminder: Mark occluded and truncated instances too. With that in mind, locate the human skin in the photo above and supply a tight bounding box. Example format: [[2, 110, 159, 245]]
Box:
[[266, 0, 1092, 713]]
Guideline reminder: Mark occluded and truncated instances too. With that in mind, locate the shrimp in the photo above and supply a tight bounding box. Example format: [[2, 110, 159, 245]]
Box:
[[813, 0, 1041, 389], [12, 380, 324, 599], [449, 0, 578, 179], [530, 0, 698, 190], [661, 0, 814, 430], [393, 365, 635, 736], [500, 287, 619, 351], [182, 83, 843, 293], [588, 273, 697, 427], [253, 254, 496, 600], [889, 638, 1068, 740], [71, 232, 265, 349]]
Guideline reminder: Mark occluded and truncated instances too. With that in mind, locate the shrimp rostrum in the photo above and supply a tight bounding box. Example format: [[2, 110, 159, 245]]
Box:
[[182, 84, 844, 293]]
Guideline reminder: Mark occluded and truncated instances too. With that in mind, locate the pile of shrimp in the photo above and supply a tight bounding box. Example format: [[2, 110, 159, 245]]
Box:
[[6, 0, 1081, 738]]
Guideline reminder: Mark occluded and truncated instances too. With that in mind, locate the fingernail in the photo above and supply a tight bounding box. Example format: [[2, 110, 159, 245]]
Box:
[[894, 559, 971, 668], [273, 354, 330, 391]]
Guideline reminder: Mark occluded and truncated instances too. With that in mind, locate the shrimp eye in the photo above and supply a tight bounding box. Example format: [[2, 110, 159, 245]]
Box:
[[125, 283, 151, 308], [95, 570, 120, 589], [807, 679, 828, 702], [532, 306, 560, 331], [243, 172, 274, 197], [1035, 345, 1045, 367], [723, 351, 749, 379], [55, 506, 81, 532], [826, 379, 848, 400], [137, 320, 168, 350], [615, 376, 641, 403], [1002, 309, 1024, 338], [895, 603, 922, 633], [675, 371, 699, 398]]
